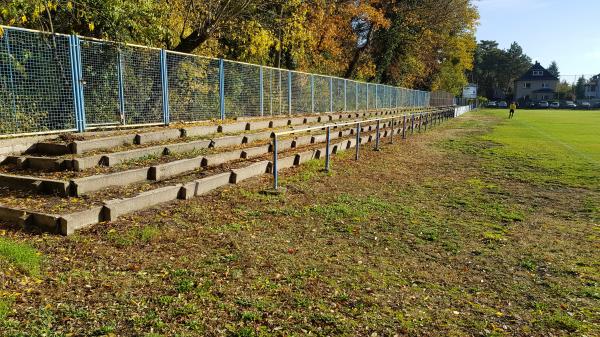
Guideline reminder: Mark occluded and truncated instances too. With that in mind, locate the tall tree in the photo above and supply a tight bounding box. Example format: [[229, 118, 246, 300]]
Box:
[[575, 76, 587, 99], [547, 61, 560, 78]]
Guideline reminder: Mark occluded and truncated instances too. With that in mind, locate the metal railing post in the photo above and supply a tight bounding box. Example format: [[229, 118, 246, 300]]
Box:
[[402, 115, 406, 139], [375, 119, 380, 150], [390, 118, 394, 144], [259, 66, 264, 116], [325, 126, 331, 172], [366, 83, 369, 111], [273, 134, 278, 190], [375, 84, 378, 110], [69, 35, 86, 132], [411, 113, 415, 134], [116, 48, 126, 125], [160, 49, 170, 125], [355, 82, 359, 111], [219, 59, 225, 120], [418, 113, 422, 132], [355, 122, 361, 160]]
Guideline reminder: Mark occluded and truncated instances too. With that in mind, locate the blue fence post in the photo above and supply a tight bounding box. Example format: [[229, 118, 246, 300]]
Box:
[[259, 66, 264, 117], [116, 48, 126, 125], [311, 75, 315, 113], [4, 29, 18, 130], [219, 59, 225, 120], [69, 35, 86, 132], [355, 82, 358, 111], [344, 79, 347, 112], [375, 84, 378, 110], [160, 49, 169, 125], [329, 77, 333, 112], [287, 71, 292, 115], [366, 83, 369, 111]]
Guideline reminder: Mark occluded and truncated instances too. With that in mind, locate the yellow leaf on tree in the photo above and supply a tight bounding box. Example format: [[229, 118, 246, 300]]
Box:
[[21, 15, 27, 23], [88, 22, 95, 31], [66, 1, 73, 11]]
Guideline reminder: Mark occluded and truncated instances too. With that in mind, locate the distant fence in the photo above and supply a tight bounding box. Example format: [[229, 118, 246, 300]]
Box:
[[0, 25, 450, 137]]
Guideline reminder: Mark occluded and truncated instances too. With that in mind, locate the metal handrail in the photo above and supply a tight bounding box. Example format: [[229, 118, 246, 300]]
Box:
[[271, 107, 453, 189]]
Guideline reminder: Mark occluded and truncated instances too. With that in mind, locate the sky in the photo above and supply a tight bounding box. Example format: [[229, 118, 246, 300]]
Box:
[[475, 0, 600, 82]]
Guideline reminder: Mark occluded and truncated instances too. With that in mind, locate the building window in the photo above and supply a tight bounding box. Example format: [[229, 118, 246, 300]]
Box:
[[541, 83, 548, 88], [524, 82, 531, 88], [533, 70, 543, 76]]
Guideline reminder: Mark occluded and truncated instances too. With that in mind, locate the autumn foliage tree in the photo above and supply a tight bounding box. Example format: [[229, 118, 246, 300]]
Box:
[[1, 0, 479, 94]]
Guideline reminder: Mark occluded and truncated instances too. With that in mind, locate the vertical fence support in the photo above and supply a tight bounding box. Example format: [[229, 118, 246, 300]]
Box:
[[4, 29, 18, 130], [355, 82, 359, 112], [288, 71, 292, 115], [219, 59, 225, 120], [411, 113, 415, 134], [375, 84, 378, 110], [69, 35, 86, 132], [390, 118, 394, 144], [366, 83, 369, 111], [325, 126, 331, 172], [259, 66, 264, 117], [402, 115, 406, 139], [116, 48, 126, 125], [355, 122, 361, 160], [344, 79, 347, 112], [160, 49, 169, 125], [375, 119, 380, 151], [329, 77, 333, 112], [273, 135, 278, 190], [310, 75, 315, 114]]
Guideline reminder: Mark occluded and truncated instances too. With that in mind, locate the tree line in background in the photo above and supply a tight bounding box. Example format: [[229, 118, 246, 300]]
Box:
[[471, 40, 598, 101], [1, 0, 478, 95]]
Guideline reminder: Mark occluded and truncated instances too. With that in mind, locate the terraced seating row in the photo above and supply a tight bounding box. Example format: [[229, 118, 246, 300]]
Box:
[[0, 107, 455, 235]]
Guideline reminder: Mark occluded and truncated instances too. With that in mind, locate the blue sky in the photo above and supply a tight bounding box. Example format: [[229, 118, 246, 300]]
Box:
[[475, 0, 600, 82]]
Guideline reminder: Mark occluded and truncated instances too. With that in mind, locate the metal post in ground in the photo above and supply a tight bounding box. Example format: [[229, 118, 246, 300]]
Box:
[[273, 134, 278, 190], [402, 115, 406, 139], [411, 113, 415, 135], [219, 59, 225, 120], [375, 120, 381, 150], [116, 48, 126, 125], [355, 122, 361, 160], [325, 126, 331, 172], [418, 113, 422, 132]]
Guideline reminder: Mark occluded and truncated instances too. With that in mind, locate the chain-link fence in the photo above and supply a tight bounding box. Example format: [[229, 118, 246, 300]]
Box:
[[1, 25, 442, 137]]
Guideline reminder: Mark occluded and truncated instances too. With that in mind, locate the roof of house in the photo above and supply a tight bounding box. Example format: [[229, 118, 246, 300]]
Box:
[[515, 62, 559, 81]]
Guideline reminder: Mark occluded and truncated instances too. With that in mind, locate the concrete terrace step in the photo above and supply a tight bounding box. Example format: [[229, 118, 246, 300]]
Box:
[[0, 107, 456, 235], [1, 109, 411, 172]]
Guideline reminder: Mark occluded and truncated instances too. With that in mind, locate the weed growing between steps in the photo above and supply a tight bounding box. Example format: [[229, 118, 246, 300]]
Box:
[[0, 110, 598, 335]]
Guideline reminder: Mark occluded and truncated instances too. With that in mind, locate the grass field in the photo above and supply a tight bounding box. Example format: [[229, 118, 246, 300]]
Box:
[[0, 109, 598, 336]]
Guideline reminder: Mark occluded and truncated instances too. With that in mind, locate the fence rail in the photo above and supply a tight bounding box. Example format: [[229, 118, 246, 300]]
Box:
[[0, 25, 451, 137]]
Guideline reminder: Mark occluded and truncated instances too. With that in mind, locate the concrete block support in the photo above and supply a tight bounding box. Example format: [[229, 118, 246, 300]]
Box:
[[243, 131, 273, 144], [218, 122, 249, 134], [183, 125, 217, 138], [292, 136, 313, 148], [149, 157, 203, 181], [72, 155, 104, 171], [135, 129, 182, 144], [202, 150, 244, 167], [296, 150, 316, 165], [166, 139, 213, 154], [267, 155, 296, 173], [103, 146, 166, 166], [72, 135, 134, 154], [0, 174, 70, 196], [179, 172, 232, 199], [247, 120, 271, 130], [211, 135, 245, 148], [270, 119, 290, 128], [230, 161, 270, 184], [72, 167, 150, 196], [59, 206, 105, 235], [104, 185, 182, 220], [34, 143, 71, 155], [241, 145, 271, 159]]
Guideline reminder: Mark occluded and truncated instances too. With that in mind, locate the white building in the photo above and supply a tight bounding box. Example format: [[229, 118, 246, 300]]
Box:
[[584, 79, 600, 99]]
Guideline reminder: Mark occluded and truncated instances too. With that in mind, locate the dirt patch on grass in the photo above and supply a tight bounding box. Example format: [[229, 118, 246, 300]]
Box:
[[0, 112, 597, 336]]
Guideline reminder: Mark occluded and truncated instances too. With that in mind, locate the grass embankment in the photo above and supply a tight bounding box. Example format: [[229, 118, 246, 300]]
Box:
[[0, 108, 598, 336]]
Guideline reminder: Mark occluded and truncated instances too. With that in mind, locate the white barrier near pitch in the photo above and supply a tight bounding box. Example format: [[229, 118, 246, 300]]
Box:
[[454, 105, 475, 117]]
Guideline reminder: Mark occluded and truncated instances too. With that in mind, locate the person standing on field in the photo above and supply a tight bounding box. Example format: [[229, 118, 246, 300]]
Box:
[[509, 102, 517, 119]]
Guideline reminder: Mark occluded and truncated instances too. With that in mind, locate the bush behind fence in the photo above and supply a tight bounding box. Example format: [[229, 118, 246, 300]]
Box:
[[0, 25, 454, 136]]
